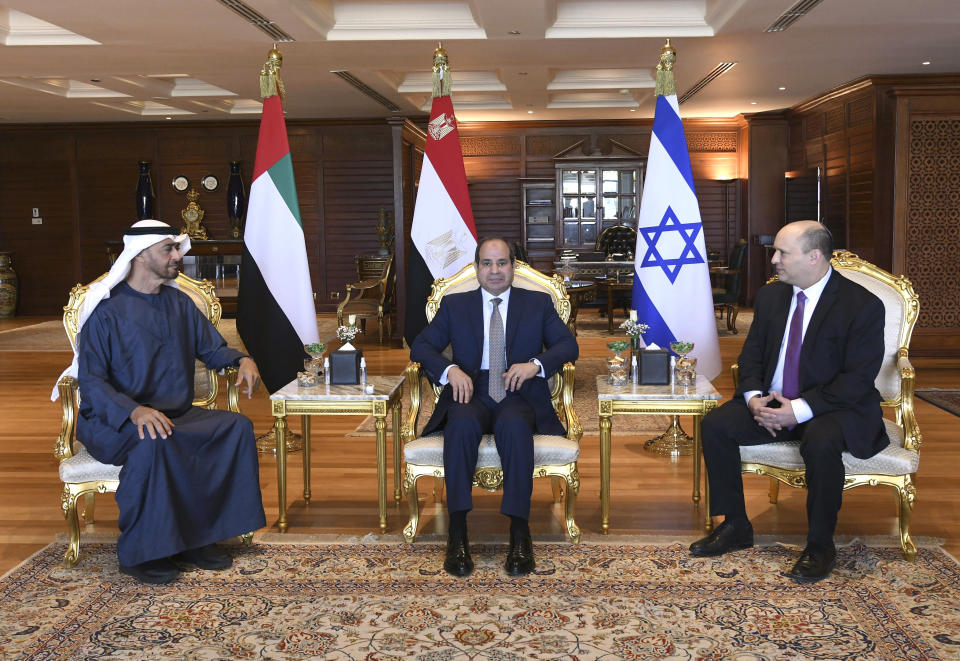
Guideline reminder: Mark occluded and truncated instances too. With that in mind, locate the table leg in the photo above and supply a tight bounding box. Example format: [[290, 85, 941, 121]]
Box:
[[606, 287, 615, 333], [392, 399, 402, 503], [375, 413, 388, 532], [692, 414, 701, 505], [599, 409, 612, 534], [302, 415, 311, 503], [274, 414, 288, 533]]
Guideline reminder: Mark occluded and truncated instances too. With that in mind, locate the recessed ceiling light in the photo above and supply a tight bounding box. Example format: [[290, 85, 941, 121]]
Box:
[[508, 30, 520, 35], [629, 109, 636, 112], [90, 78, 101, 83], [778, 86, 786, 91], [922, 61, 931, 66], [527, 110, 534, 114], [165, 116, 173, 120], [619, 88, 629, 94], [750, 101, 758, 105]]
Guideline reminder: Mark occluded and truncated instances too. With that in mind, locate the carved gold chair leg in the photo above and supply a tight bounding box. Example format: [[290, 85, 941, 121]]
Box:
[[768, 477, 780, 503], [550, 476, 563, 502], [403, 472, 422, 544], [563, 472, 581, 544], [377, 313, 385, 344], [240, 532, 254, 547], [80, 492, 96, 523], [432, 476, 445, 502], [897, 477, 917, 560], [726, 304, 739, 333], [61, 486, 83, 568]]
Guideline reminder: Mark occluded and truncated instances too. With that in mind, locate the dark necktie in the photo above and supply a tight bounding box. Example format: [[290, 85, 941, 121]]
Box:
[[488, 297, 506, 402], [781, 291, 807, 400]]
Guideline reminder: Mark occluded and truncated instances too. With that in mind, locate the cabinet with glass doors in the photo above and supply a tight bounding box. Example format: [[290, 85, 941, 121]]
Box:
[[556, 163, 642, 251]]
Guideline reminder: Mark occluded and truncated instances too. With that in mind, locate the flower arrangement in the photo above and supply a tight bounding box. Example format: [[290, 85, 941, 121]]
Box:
[[337, 325, 360, 343], [619, 319, 650, 340], [670, 341, 694, 356], [607, 340, 630, 353]]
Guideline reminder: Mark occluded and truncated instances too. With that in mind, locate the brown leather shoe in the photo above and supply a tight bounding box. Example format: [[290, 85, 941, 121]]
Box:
[[785, 543, 836, 583], [689, 521, 754, 557]]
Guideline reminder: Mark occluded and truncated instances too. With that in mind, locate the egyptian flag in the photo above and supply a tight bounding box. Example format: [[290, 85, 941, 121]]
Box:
[[403, 46, 478, 345], [238, 67, 319, 393]]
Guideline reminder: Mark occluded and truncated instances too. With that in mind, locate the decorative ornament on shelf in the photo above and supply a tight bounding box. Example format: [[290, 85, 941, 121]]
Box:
[[226, 160, 246, 239], [375, 207, 394, 256], [135, 161, 155, 220], [180, 188, 209, 240]]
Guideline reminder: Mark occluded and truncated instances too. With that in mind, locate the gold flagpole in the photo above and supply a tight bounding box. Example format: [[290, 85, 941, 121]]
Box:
[[252, 44, 302, 454], [643, 39, 693, 458]]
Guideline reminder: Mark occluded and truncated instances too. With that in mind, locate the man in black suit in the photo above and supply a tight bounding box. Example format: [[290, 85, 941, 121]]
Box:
[[689, 220, 888, 582], [411, 237, 579, 577]]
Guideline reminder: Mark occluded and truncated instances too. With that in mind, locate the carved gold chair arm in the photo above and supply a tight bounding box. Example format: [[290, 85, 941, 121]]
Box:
[[55, 376, 79, 462], [223, 366, 240, 413], [560, 362, 582, 441], [897, 352, 921, 452], [403, 361, 423, 444], [731, 363, 739, 387]]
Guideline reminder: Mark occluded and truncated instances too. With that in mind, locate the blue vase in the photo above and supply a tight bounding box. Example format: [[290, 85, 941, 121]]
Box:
[[226, 160, 246, 238], [135, 161, 155, 220]]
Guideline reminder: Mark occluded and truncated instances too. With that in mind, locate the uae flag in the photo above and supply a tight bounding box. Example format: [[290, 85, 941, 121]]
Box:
[[237, 93, 319, 393], [403, 50, 478, 345]]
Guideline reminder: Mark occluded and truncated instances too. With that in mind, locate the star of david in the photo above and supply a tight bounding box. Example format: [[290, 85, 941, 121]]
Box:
[[638, 206, 704, 284]]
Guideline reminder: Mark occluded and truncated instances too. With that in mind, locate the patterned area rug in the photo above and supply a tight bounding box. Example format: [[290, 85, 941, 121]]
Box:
[[915, 388, 960, 418], [0, 317, 339, 352], [349, 357, 670, 436], [4, 537, 959, 659]]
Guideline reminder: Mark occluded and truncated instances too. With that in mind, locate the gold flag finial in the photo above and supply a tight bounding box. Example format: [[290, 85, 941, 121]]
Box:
[[654, 38, 676, 97], [431, 42, 451, 98], [260, 44, 286, 102]]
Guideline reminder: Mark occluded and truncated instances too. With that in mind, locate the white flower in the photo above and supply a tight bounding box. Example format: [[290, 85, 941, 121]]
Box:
[[337, 325, 360, 342], [619, 319, 650, 339]]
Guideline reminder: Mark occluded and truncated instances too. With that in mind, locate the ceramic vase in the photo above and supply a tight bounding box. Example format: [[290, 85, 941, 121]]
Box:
[[226, 160, 246, 239], [135, 161, 155, 220]]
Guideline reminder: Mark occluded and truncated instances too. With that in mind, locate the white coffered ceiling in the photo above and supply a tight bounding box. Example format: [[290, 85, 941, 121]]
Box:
[[0, 0, 957, 124]]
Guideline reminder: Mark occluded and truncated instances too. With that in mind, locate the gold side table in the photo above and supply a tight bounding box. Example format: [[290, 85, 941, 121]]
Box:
[[597, 375, 721, 535], [270, 375, 404, 533]]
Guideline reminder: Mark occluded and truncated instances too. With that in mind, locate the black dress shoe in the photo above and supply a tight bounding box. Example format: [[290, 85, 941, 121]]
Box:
[[119, 557, 180, 584], [172, 544, 233, 570], [505, 530, 535, 576], [786, 543, 836, 583], [689, 521, 754, 557], [443, 532, 474, 577]]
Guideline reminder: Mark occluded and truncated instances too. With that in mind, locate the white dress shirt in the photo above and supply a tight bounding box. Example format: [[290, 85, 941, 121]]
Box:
[[744, 267, 833, 424], [438, 286, 544, 384]]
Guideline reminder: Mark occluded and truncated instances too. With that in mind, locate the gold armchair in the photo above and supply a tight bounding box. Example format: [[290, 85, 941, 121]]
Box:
[[734, 251, 921, 559], [401, 260, 583, 544], [55, 272, 243, 567], [337, 254, 394, 343]]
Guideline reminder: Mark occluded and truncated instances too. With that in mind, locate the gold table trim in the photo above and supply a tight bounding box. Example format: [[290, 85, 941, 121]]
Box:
[[271, 380, 403, 534], [597, 386, 719, 535]]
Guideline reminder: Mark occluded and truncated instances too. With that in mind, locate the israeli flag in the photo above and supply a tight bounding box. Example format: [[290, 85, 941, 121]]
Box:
[[632, 94, 721, 380]]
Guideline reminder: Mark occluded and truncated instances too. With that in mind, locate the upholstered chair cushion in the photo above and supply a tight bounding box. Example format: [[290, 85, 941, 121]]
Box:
[[58, 444, 122, 483], [837, 270, 904, 402], [739, 419, 918, 476], [194, 359, 212, 400], [404, 433, 580, 469]]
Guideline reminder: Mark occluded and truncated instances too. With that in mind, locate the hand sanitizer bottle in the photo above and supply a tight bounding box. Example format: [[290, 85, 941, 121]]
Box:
[[360, 357, 367, 387], [324, 356, 330, 385]]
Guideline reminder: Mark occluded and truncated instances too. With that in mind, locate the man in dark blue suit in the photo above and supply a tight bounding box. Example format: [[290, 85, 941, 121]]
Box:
[[411, 237, 579, 577], [689, 220, 888, 582]]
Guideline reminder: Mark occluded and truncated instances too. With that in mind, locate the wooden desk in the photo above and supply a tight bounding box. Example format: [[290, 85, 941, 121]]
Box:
[[596, 375, 721, 534], [270, 375, 404, 533], [605, 281, 633, 333]]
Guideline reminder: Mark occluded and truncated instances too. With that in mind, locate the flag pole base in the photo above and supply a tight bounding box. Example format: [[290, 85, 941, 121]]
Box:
[[643, 415, 693, 456], [256, 429, 303, 454]]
